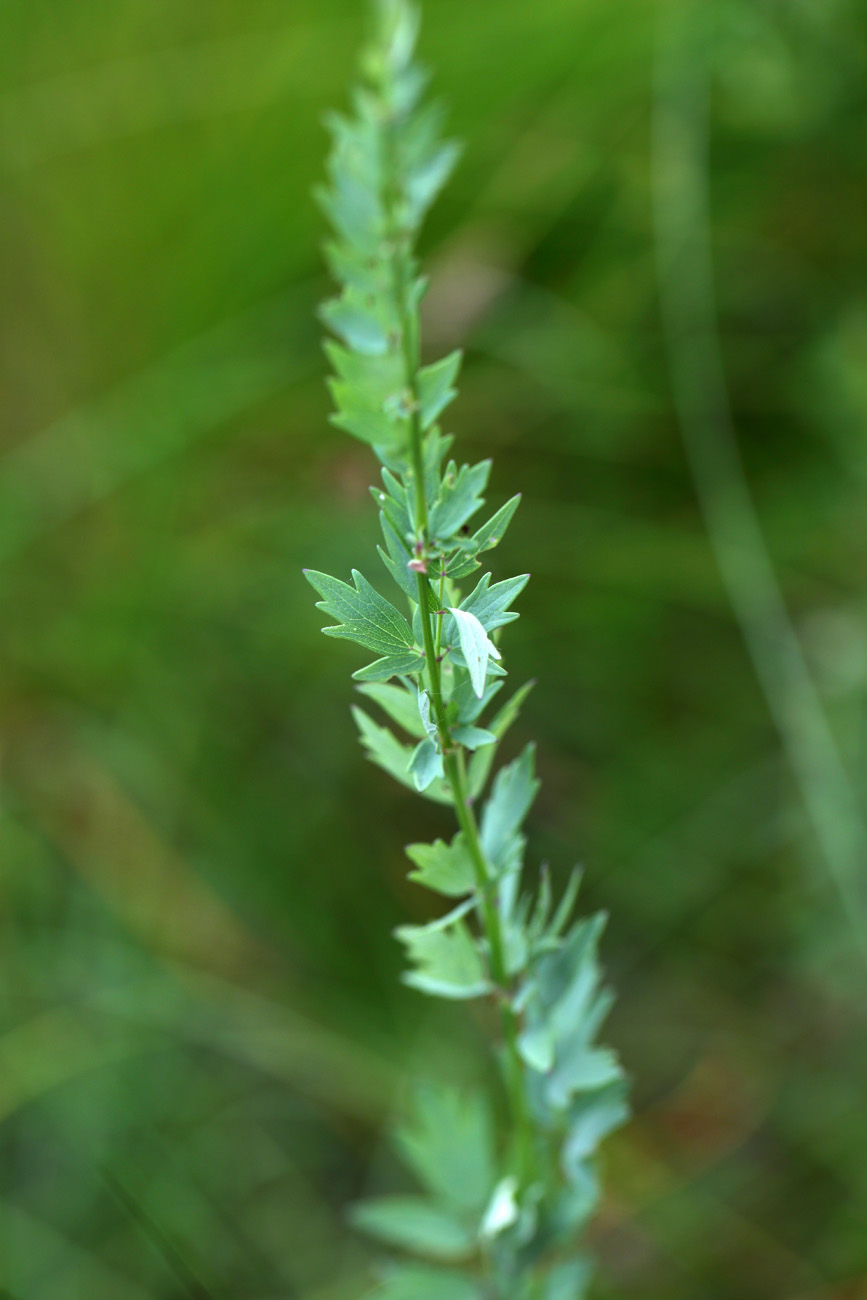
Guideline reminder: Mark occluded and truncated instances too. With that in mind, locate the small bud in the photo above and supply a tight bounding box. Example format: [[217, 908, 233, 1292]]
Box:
[[408, 557, 428, 574]]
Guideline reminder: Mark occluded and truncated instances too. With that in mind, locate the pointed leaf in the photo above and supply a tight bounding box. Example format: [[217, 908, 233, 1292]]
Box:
[[352, 652, 425, 683], [417, 351, 462, 429], [349, 1196, 474, 1261], [429, 459, 491, 539], [448, 607, 501, 698], [480, 745, 539, 869], [460, 572, 529, 631], [471, 493, 521, 552], [452, 725, 496, 750]]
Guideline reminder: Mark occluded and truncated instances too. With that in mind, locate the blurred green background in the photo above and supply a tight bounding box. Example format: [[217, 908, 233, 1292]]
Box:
[[2, 0, 867, 1296]]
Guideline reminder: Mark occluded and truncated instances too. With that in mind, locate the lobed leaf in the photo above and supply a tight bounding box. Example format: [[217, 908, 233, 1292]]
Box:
[[406, 833, 476, 897], [460, 571, 530, 632], [396, 900, 491, 1000], [304, 567, 416, 657], [396, 1085, 497, 1216]]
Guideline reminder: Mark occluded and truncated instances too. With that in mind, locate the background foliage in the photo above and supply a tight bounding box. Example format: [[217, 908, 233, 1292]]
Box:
[[2, 0, 866, 1297]]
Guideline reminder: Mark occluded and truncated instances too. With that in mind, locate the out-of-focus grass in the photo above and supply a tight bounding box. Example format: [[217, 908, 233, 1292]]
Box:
[[2, 0, 867, 1296]]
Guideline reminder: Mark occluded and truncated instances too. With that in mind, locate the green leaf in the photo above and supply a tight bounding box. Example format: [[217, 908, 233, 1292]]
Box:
[[396, 1086, 496, 1216], [409, 738, 444, 791], [320, 288, 395, 356], [352, 652, 426, 683], [452, 725, 496, 750], [357, 682, 427, 737], [448, 607, 501, 698], [451, 677, 503, 726], [304, 568, 415, 657], [330, 393, 404, 449], [480, 745, 540, 869], [371, 1264, 481, 1300], [396, 900, 491, 1000], [467, 678, 536, 798], [563, 1081, 630, 1167], [417, 351, 462, 430], [518, 1022, 555, 1073], [460, 572, 529, 631], [470, 493, 521, 552], [542, 1260, 593, 1300], [429, 460, 491, 539], [352, 707, 415, 790], [406, 833, 476, 897], [405, 140, 462, 222], [349, 1196, 474, 1261], [548, 1045, 623, 1110], [417, 688, 439, 742], [479, 1176, 520, 1238], [326, 340, 404, 406], [445, 551, 482, 580]]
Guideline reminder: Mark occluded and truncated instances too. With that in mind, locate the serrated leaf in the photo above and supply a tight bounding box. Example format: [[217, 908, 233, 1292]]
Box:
[[429, 459, 491, 539], [406, 833, 476, 897], [471, 493, 521, 552], [409, 738, 444, 791], [448, 607, 501, 698], [480, 744, 540, 869], [396, 1086, 496, 1216], [349, 1196, 474, 1260], [304, 567, 415, 657], [357, 682, 427, 737], [460, 571, 529, 631], [371, 1264, 482, 1300], [417, 351, 462, 430], [396, 901, 491, 1000], [352, 652, 426, 683]]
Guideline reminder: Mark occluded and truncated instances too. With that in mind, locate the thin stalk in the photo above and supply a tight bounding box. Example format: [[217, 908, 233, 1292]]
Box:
[[379, 48, 538, 1193]]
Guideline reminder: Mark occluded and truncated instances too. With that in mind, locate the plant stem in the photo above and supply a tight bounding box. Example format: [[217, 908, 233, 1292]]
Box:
[[381, 66, 537, 1192]]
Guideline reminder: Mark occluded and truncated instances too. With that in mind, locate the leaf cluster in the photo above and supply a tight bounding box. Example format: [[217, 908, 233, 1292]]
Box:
[[305, 4, 627, 1297]]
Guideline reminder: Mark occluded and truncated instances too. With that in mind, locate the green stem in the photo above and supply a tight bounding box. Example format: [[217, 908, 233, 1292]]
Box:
[[383, 74, 536, 1191]]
